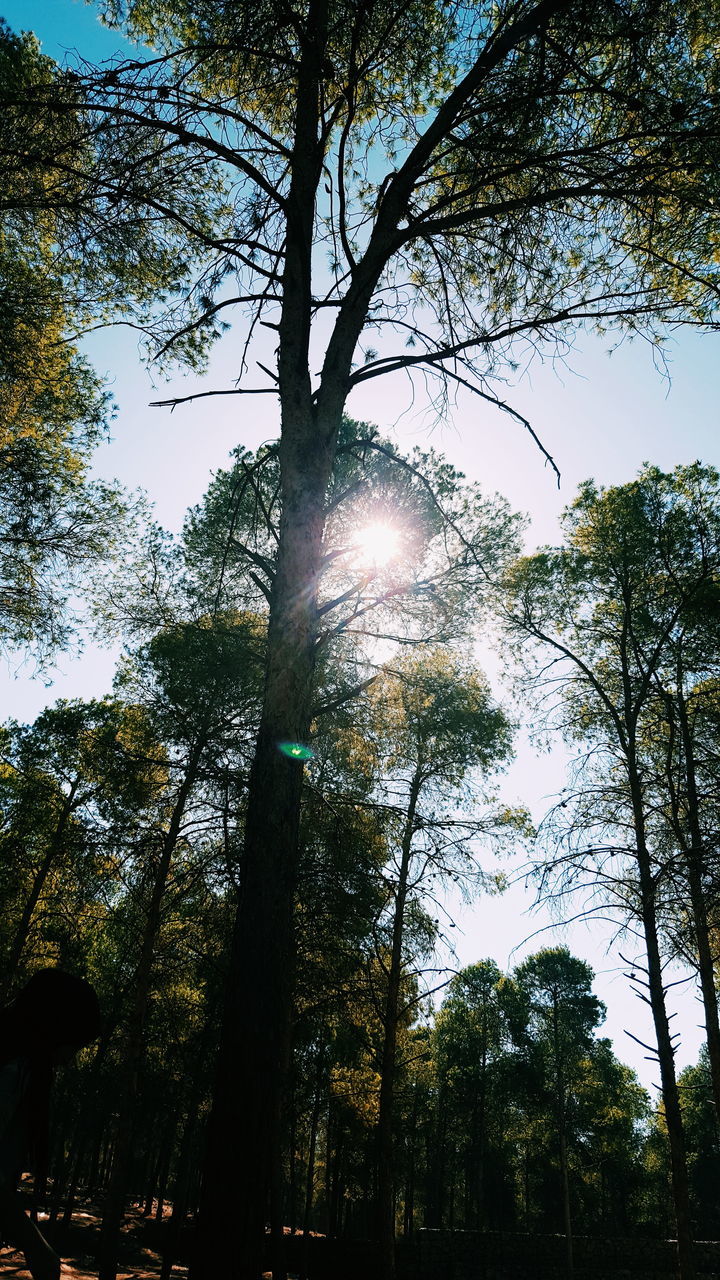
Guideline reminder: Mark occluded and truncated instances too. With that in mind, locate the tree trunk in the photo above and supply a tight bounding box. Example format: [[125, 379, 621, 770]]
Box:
[[150, 1117, 177, 1222], [302, 1077, 323, 1236], [190, 450, 332, 1277], [141, 1130, 160, 1216], [4, 782, 78, 990], [426, 1090, 447, 1229], [97, 744, 203, 1280], [674, 674, 720, 1131], [288, 1106, 298, 1236], [552, 999, 573, 1280], [558, 1121, 573, 1279], [627, 758, 695, 1280], [160, 1111, 198, 1280], [327, 1112, 343, 1238], [403, 1086, 418, 1237], [377, 769, 422, 1280], [299, 1072, 324, 1280], [60, 1124, 91, 1228]]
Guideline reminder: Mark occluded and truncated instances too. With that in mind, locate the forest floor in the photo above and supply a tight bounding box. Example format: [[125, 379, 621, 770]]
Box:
[[0, 1205, 190, 1280]]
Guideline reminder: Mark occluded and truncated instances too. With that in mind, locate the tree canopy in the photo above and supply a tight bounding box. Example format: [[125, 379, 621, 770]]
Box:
[[4, 0, 720, 1275]]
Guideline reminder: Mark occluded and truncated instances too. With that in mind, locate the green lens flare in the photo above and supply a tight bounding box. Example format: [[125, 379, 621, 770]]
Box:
[[278, 741, 314, 760]]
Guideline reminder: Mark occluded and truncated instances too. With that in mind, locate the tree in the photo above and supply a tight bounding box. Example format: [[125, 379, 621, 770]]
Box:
[[365, 649, 513, 1277], [570, 1037, 650, 1235], [8, 3, 720, 1271], [501, 464, 720, 1280], [677, 1048, 720, 1238], [97, 611, 265, 1280], [514, 948, 604, 1276], [0, 23, 141, 660], [432, 961, 521, 1231], [0, 697, 161, 991]]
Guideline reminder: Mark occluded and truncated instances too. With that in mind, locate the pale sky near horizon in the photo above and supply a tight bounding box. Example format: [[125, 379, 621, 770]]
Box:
[[3, 0, 720, 1094]]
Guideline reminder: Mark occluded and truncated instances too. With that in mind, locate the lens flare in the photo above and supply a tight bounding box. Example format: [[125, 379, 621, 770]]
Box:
[[354, 522, 401, 568], [278, 741, 314, 760]]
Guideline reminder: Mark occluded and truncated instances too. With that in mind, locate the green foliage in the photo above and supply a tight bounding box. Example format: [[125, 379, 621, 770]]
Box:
[[0, 698, 163, 978], [677, 1048, 720, 1236], [502, 460, 720, 910], [0, 22, 138, 659], [372, 647, 513, 787]]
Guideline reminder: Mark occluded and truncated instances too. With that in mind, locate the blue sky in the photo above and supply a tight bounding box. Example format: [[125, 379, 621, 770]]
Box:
[[3, 0, 720, 1090]]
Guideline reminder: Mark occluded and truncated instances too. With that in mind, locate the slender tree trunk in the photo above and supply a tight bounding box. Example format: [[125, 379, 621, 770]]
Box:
[[60, 1125, 90, 1227], [154, 1125, 175, 1223], [302, 1075, 323, 1236], [558, 1120, 573, 1279], [3, 783, 78, 990], [403, 1086, 418, 1237], [288, 1107, 298, 1236], [97, 745, 203, 1280], [328, 1114, 343, 1237], [474, 1060, 487, 1231], [552, 1001, 573, 1280], [59, 1034, 113, 1227], [299, 1072, 324, 1280], [85, 1131, 103, 1204], [427, 1089, 447, 1229], [377, 769, 422, 1280], [627, 758, 695, 1280], [142, 1130, 160, 1216], [674, 675, 720, 1130], [160, 1111, 198, 1280]]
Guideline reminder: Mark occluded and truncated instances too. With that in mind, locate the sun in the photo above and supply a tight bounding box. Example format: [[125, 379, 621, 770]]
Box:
[[354, 521, 402, 568]]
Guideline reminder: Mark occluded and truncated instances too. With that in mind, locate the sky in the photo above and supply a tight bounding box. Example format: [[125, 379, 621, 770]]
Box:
[[3, 0, 720, 1093]]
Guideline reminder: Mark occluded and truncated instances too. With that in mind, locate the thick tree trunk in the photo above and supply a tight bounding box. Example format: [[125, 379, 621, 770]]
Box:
[[191, 428, 334, 1279]]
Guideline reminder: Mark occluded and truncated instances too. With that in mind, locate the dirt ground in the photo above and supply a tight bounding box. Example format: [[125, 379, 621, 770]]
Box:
[[0, 1257, 176, 1280], [0, 1248, 184, 1280], [0, 1204, 189, 1280]]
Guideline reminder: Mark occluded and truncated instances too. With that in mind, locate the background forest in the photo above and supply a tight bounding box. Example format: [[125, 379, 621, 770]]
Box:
[[2, 0, 720, 1279], [1, 426, 719, 1271]]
